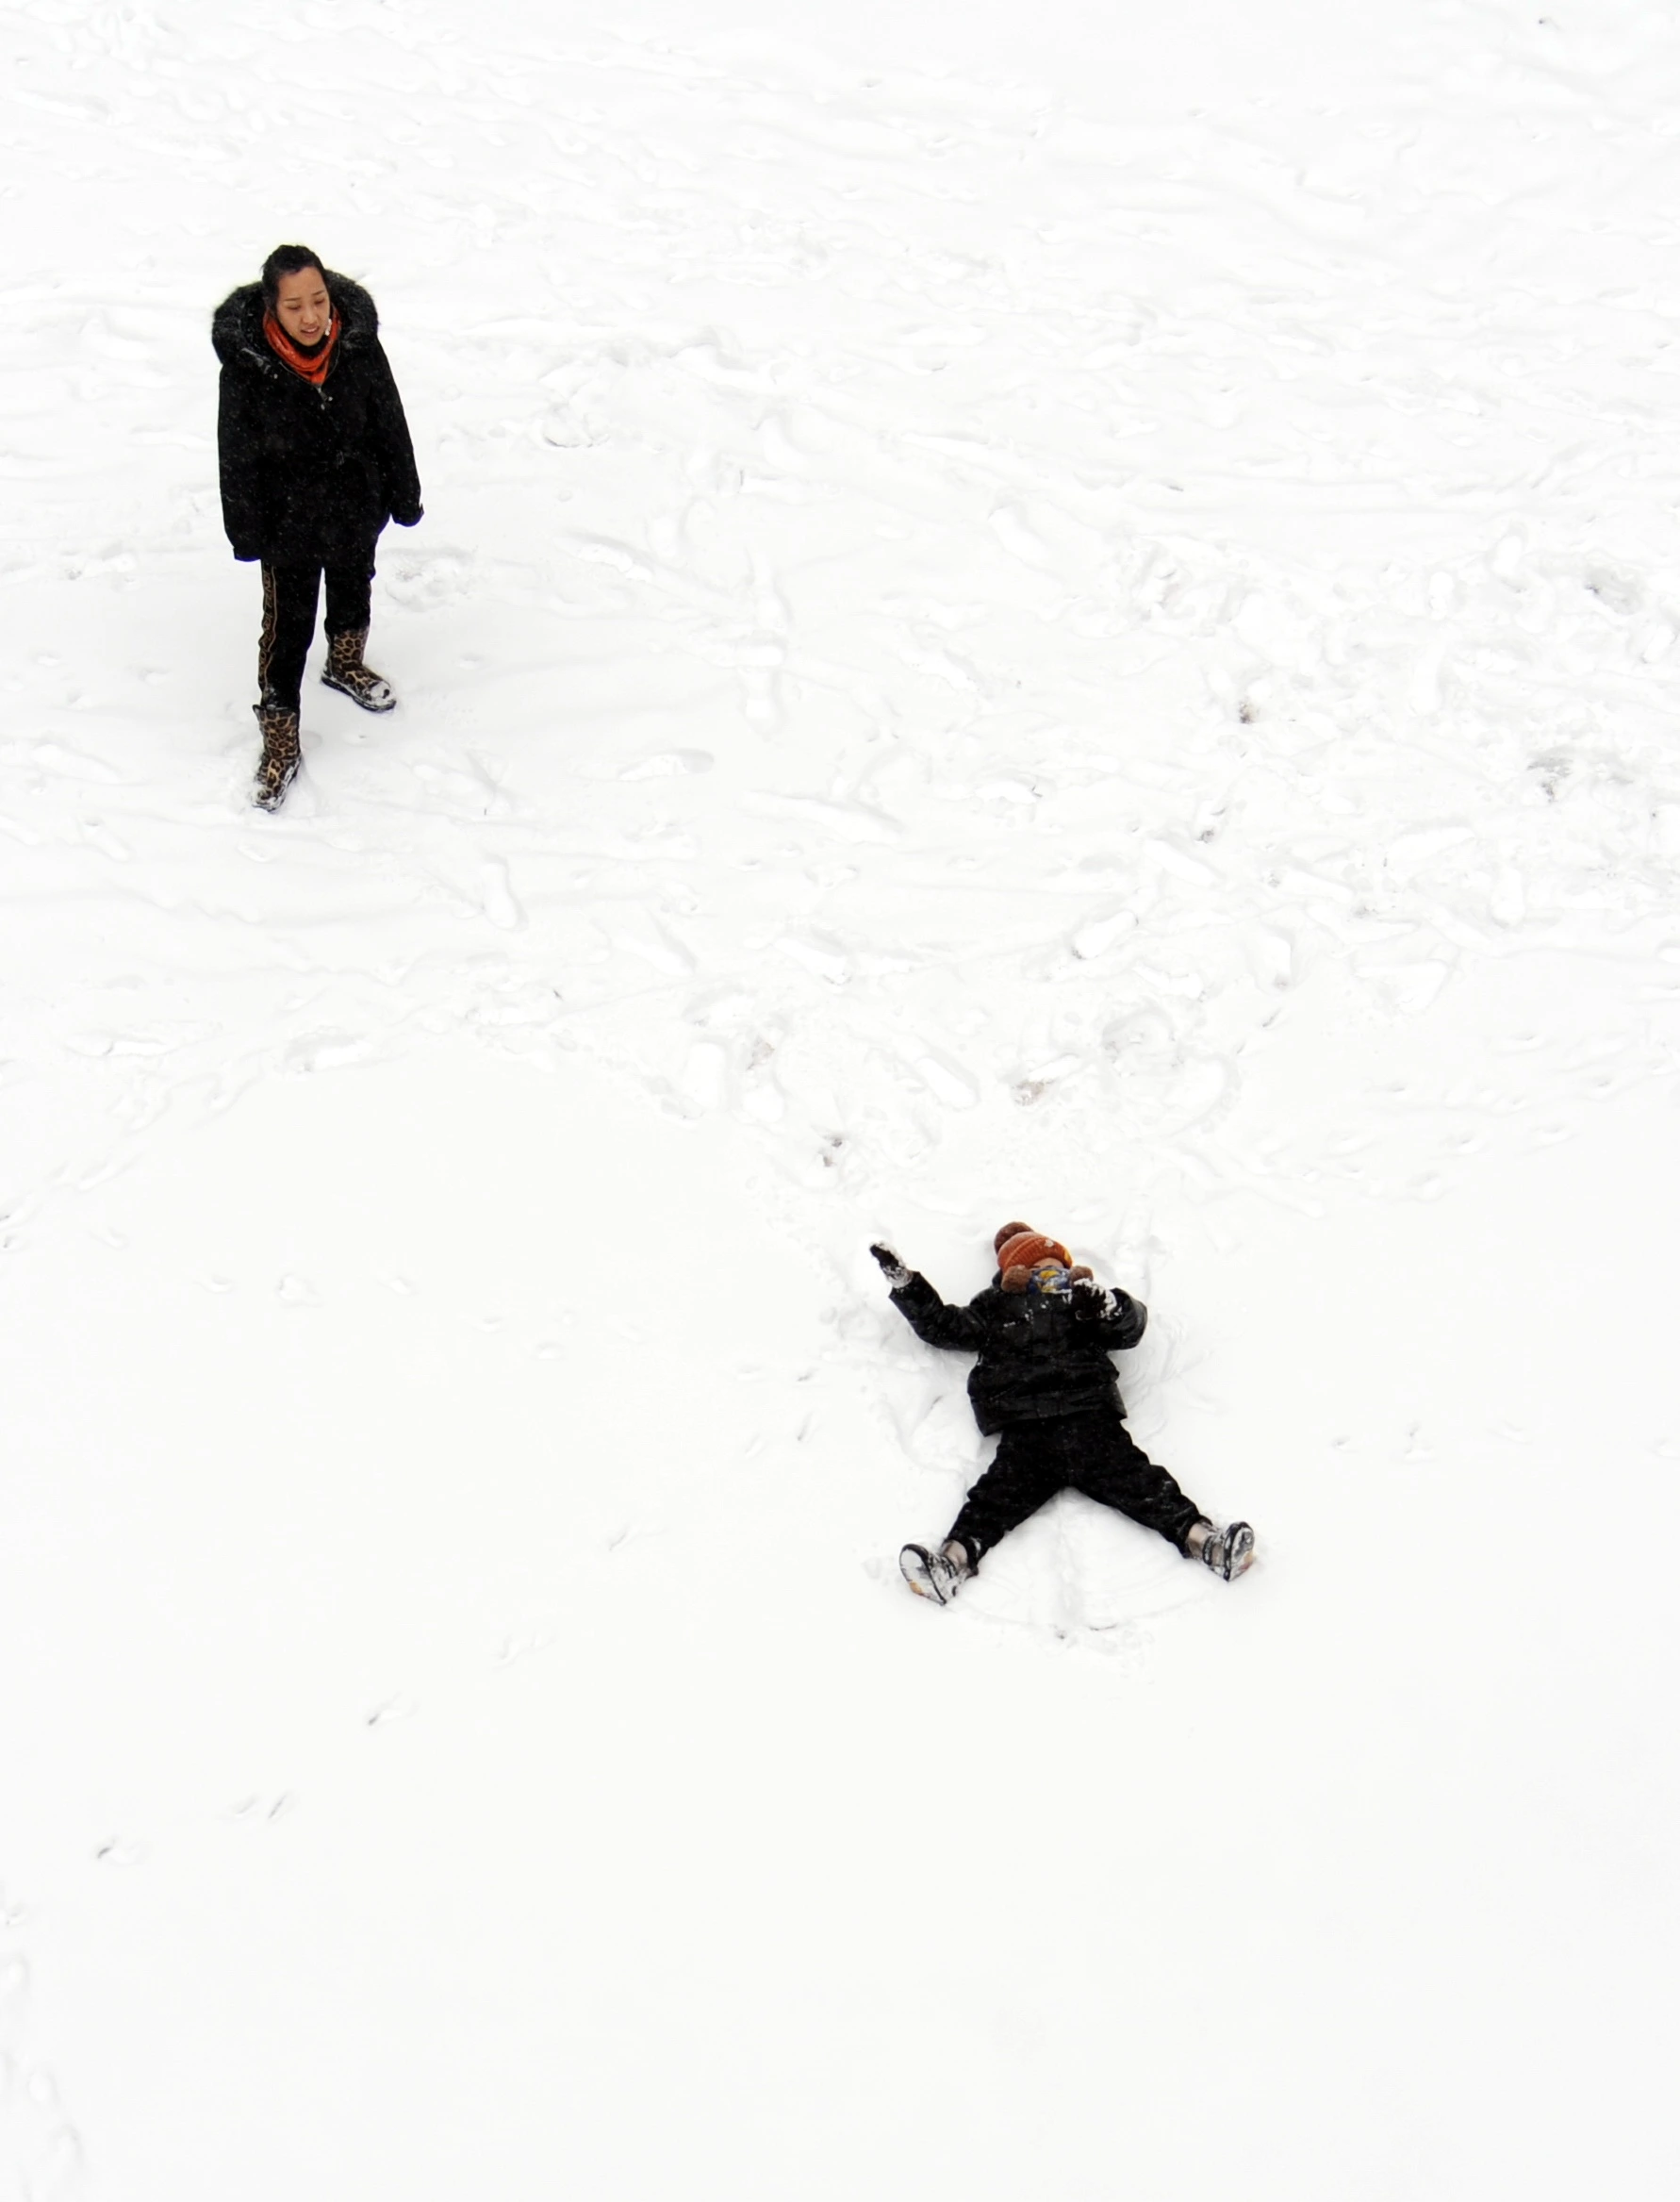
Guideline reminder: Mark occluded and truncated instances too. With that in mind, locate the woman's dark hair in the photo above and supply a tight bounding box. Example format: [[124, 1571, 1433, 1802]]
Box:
[[261, 244, 326, 307]]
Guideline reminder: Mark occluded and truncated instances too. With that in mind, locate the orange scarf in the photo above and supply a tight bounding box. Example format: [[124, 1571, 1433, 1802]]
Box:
[[263, 308, 339, 387]]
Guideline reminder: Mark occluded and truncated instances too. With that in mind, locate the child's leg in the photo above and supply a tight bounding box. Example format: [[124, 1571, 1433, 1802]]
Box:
[[258, 561, 321, 713], [1060, 1410, 1205, 1551], [945, 1426, 1065, 1569], [321, 558, 374, 644]]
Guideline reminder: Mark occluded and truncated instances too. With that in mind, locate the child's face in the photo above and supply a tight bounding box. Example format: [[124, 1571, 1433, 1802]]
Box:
[[1029, 1260, 1073, 1299]]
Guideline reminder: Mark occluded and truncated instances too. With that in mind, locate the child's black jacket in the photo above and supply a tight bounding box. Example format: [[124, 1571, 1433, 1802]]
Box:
[[888, 1270, 1147, 1434]]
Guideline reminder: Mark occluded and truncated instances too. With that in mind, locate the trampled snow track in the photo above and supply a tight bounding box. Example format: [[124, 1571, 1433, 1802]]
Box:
[[2, 4, 1677, 2196]]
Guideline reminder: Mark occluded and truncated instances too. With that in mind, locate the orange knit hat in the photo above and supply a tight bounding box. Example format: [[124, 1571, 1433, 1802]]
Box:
[[996, 1227, 1071, 1283], [996, 1229, 1069, 1272]]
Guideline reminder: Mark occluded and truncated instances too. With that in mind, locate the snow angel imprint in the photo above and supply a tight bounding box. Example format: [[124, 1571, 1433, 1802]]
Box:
[[874, 1223, 1255, 1604], [213, 244, 423, 811]]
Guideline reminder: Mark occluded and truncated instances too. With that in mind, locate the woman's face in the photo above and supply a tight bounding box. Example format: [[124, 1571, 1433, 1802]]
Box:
[[272, 267, 330, 344]]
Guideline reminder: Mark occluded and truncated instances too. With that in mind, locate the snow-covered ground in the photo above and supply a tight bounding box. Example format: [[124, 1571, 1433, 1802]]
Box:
[[4, 1, 1678, 2194]]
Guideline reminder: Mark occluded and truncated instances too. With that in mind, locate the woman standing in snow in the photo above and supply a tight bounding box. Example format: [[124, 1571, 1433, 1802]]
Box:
[[213, 245, 423, 809]]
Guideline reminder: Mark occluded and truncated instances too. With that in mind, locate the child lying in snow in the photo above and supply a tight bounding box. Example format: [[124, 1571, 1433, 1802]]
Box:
[[872, 1222, 1255, 1603]]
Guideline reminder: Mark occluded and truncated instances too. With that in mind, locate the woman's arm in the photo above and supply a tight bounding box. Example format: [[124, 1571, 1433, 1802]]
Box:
[[368, 341, 422, 525], [216, 369, 267, 560]]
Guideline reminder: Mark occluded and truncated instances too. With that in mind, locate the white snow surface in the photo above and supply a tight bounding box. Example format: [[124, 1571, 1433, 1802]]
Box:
[[3, 1, 1679, 2194]]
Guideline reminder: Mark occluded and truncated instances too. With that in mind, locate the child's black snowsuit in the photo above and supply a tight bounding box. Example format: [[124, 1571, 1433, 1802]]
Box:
[[887, 1269, 1203, 1565]]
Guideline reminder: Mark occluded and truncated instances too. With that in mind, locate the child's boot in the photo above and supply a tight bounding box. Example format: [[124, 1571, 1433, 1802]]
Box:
[[252, 700, 301, 811], [899, 1538, 972, 1605], [1189, 1519, 1255, 1581], [321, 627, 396, 712]]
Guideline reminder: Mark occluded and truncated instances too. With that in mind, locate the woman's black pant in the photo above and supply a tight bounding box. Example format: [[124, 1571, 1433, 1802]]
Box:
[[258, 558, 374, 713], [947, 1409, 1203, 1566]]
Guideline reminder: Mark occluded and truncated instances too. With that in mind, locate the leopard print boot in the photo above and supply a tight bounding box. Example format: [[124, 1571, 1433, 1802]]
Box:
[[252, 700, 301, 812], [321, 627, 396, 713]]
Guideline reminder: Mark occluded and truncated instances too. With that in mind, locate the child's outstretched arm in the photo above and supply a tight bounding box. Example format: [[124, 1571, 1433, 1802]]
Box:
[[1070, 1273, 1149, 1349], [870, 1243, 987, 1350]]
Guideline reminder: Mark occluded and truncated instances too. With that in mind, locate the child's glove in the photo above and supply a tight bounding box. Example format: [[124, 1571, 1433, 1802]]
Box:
[[1070, 1272, 1109, 1311], [869, 1242, 912, 1289]]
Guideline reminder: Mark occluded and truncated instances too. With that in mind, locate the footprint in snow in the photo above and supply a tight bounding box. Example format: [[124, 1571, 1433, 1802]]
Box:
[[612, 920, 692, 977], [480, 859, 523, 931], [24, 742, 123, 786], [989, 503, 1052, 567], [567, 536, 653, 583], [229, 1794, 293, 1823], [908, 1052, 979, 1110], [679, 1041, 727, 1112], [19, 2126, 81, 2202], [1071, 908, 1137, 961], [286, 1030, 380, 1073], [94, 1838, 147, 1867], [776, 931, 850, 985], [618, 749, 714, 781], [366, 1696, 418, 1729], [79, 818, 129, 862]]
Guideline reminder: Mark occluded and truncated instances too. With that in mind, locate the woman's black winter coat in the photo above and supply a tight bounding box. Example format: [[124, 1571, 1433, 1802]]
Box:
[[888, 1270, 1148, 1433], [212, 273, 422, 566]]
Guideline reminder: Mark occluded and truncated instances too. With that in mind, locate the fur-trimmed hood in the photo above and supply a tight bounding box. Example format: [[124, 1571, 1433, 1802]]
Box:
[[211, 271, 380, 378]]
